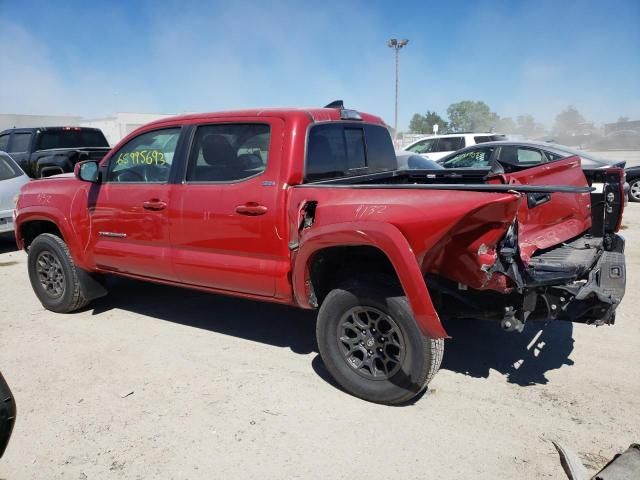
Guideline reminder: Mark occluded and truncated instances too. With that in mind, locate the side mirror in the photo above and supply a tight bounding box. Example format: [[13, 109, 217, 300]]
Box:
[[75, 160, 100, 183]]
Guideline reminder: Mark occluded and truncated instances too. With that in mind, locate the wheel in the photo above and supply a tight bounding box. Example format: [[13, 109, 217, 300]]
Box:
[[27, 233, 90, 313], [629, 178, 640, 203], [316, 281, 444, 404]]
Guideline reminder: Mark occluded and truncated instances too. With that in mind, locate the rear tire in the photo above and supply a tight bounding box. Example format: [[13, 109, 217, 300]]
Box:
[[316, 281, 444, 405], [27, 233, 90, 313]]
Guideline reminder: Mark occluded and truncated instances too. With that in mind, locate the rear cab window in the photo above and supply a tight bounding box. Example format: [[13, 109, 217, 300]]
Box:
[[37, 129, 109, 150], [305, 123, 396, 182]]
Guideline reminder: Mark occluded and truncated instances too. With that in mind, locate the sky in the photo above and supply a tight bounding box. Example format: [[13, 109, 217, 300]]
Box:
[[1, 0, 638, 130]]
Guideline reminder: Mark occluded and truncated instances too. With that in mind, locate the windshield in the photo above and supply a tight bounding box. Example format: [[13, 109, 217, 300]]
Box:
[[37, 130, 109, 150]]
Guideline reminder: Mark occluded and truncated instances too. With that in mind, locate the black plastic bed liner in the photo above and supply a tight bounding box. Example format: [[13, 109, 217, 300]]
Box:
[[528, 236, 602, 278]]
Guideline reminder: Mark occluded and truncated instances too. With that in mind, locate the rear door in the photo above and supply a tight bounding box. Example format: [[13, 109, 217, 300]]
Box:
[[169, 118, 288, 297]]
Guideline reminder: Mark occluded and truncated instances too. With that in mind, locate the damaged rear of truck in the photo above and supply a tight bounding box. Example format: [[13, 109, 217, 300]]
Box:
[[288, 112, 626, 403]]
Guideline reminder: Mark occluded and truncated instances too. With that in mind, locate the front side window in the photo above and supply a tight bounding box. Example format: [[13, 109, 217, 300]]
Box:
[[187, 124, 270, 182], [107, 128, 181, 183], [435, 136, 465, 152], [441, 147, 495, 168], [406, 138, 436, 154], [9, 133, 32, 153]]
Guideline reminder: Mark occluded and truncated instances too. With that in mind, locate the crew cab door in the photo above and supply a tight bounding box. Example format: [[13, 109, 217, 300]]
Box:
[[88, 127, 183, 280], [170, 119, 287, 297]]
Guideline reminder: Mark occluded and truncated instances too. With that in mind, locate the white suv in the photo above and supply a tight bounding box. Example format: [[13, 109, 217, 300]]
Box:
[[402, 133, 506, 160]]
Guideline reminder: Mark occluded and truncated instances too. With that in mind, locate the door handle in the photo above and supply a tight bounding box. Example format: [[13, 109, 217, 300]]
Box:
[[527, 192, 551, 208], [235, 202, 268, 216], [143, 199, 167, 211]]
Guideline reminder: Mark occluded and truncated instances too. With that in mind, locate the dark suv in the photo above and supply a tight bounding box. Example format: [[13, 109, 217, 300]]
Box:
[[0, 127, 110, 178]]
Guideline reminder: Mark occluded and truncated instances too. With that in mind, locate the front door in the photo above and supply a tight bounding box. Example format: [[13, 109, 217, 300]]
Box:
[[170, 119, 288, 297], [89, 127, 182, 281]]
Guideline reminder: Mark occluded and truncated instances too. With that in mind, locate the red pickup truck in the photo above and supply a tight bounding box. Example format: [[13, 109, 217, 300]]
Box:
[[14, 104, 626, 404]]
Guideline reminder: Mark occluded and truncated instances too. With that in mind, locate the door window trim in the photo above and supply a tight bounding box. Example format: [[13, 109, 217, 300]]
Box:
[[103, 126, 184, 185], [182, 122, 272, 185]]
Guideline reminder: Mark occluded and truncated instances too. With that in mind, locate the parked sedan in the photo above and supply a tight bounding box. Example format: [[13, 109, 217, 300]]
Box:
[[0, 152, 30, 235], [626, 166, 640, 202], [436, 141, 625, 171]]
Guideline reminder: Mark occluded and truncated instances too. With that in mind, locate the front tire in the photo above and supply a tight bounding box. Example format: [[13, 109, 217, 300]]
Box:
[[629, 178, 640, 203], [316, 281, 444, 404], [27, 233, 90, 313]]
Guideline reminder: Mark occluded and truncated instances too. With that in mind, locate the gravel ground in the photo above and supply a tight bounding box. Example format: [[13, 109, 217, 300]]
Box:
[[1, 204, 639, 480]]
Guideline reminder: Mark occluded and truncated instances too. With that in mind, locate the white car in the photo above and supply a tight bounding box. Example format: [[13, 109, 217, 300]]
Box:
[[0, 152, 29, 235], [401, 133, 506, 160]]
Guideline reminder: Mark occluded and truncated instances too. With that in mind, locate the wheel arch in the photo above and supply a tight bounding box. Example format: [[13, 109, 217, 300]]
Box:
[[16, 209, 89, 269], [292, 221, 449, 339]]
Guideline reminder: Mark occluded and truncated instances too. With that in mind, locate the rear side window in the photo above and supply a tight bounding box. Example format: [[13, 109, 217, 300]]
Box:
[[0, 153, 23, 180], [499, 146, 545, 167], [305, 123, 396, 181], [9, 132, 32, 153], [406, 138, 436, 154], [434, 136, 465, 152], [186, 123, 270, 182], [0, 134, 9, 151]]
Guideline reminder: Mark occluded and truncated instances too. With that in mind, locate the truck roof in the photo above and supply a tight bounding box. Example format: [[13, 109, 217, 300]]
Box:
[[142, 107, 387, 129]]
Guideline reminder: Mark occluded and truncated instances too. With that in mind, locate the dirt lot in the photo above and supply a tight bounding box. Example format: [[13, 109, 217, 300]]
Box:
[[1, 205, 639, 480]]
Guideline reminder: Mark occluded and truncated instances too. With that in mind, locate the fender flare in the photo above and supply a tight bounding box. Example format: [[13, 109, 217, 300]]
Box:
[[292, 221, 449, 339], [15, 207, 90, 270]]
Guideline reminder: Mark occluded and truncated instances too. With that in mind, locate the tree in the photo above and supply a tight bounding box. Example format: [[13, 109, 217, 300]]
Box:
[[617, 116, 629, 123], [554, 106, 586, 135], [515, 114, 545, 137], [495, 117, 516, 133], [447, 101, 498, 132], [408, 111, 447, 134]]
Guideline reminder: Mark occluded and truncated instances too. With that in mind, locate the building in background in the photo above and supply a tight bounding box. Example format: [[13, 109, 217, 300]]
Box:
[[0, 112, 176, 147], [0, 113, 82, 131], [81, 112, 176, 146]]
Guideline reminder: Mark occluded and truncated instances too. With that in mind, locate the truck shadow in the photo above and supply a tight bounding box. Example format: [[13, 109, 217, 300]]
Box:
[[440, 318, 575, 386], [90, 277, 575, 388], [90, 277, 318, 355]]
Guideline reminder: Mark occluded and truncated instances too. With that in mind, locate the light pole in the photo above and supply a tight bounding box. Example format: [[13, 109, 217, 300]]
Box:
[[387, 38, 408, 141]]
